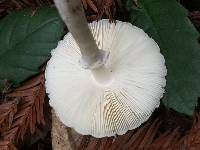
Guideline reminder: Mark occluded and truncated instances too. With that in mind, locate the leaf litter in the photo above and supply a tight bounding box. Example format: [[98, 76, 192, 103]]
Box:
[[0, 0, 200, 149]]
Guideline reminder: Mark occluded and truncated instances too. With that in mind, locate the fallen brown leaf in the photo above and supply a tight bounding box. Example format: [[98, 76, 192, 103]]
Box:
[[0, 73, 47, 149], [0, 140, 17, 150]]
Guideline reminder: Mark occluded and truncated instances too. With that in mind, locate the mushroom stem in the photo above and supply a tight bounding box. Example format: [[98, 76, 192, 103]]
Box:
[[54, 0, 109, 69]]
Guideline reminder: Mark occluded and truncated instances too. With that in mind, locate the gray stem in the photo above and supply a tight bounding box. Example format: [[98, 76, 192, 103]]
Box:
[[54, 0, 109, 69]]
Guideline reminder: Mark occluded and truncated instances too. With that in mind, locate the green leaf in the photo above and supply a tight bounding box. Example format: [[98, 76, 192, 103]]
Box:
[[123, 0, 200, 115], [0, 7, 64, 91]]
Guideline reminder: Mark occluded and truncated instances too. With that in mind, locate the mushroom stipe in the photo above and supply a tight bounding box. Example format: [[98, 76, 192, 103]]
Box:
[[45, 19, 167, 138]]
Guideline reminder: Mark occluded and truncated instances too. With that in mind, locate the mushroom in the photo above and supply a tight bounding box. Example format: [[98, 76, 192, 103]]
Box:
[[45, 0, 167, 138]]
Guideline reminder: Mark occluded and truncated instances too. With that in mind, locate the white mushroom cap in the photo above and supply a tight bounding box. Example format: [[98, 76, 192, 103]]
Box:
[[45, 19, 167, 138]]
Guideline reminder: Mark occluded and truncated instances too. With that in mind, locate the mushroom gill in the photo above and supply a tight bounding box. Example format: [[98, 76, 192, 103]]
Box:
[[45, 19, 167, 138]]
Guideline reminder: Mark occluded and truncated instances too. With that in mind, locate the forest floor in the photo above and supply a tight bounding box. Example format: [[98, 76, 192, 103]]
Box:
[[0, 0, 200, 149]]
